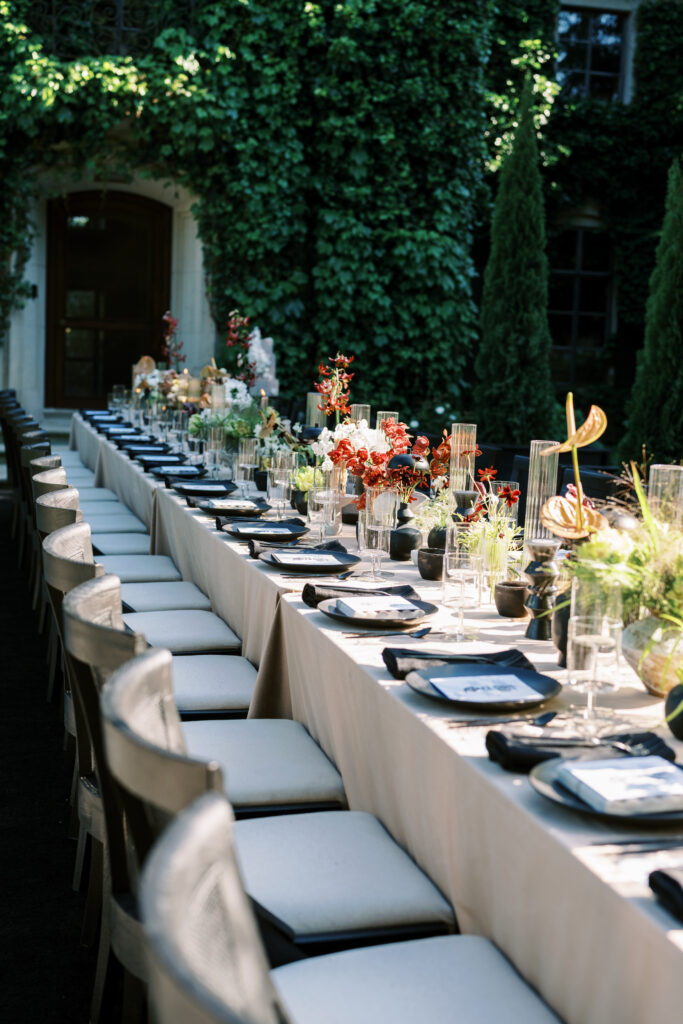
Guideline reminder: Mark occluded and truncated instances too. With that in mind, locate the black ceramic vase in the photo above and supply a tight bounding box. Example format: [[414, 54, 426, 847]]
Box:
[[494, 581, 528, 618], [523, 539, 562, 640], [551, 600, 571, 667], [417, 547, 444, 581]]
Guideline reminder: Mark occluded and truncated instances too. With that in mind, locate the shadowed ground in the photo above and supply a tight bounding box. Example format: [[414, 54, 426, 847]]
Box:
[[0, 488, 95, 1021]]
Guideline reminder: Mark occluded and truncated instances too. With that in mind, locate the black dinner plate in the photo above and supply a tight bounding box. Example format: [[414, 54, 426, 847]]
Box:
[[196, 497, 270, 515], [173, 480, 238, 499], [223, 519, 309, 543], [317, 596, 437, 628], [259, 550, 361, 575], [405, 664, 561, 710], [529, 757, 683, 824]]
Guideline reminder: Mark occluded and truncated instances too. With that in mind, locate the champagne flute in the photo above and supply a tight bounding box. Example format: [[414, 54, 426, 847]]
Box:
[[441, 549, 479, 641]]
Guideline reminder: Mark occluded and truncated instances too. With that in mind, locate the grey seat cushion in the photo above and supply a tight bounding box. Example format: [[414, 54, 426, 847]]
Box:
[[92, 534, 152, 556], [182, 719, 346, 809], [121, 581, 212, 612], [123, 609, 241, 653], [233, 811, 455, 938], [75, 487, 120, 502], [65, 469, 96, 484], [57, 450, 87, 467], [171, 655, 257, 712], [85, 511, 148, 533], [272, 935, 560, 1024], [99, 555, 181, 583]]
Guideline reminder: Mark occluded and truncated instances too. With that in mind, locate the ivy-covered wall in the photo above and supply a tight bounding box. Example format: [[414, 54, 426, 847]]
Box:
[[2, 0, 682, 439], [0, 0, 490, 428]]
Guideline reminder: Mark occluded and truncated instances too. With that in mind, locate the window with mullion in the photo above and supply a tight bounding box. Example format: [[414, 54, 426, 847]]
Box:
[[557, 7, 626, 102], [548, 228, 614, 392]]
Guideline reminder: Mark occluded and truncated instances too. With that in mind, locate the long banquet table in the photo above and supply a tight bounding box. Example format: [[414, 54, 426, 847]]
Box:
[[70, 413, 683, 1024]]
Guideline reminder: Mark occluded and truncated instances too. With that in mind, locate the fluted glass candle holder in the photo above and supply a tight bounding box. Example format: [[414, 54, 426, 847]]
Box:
[[523, 439, 560, 543], [350, 404, 371, 426], [648, 464, 683, 528], [376, 410, 399, 430], [449, 423, 477, 492], [306, 392, 326, 428]]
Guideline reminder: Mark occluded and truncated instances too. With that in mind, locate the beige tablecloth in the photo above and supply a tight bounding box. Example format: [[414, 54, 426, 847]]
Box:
[[71, 413, 683, 1024]]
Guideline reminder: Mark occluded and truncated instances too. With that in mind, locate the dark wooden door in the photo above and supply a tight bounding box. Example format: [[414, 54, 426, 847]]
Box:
[[46, 191, 171, 408]]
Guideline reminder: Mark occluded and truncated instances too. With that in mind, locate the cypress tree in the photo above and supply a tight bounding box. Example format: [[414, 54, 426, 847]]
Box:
[[474, 77, 555, 443], [620, 158, 683, 464]]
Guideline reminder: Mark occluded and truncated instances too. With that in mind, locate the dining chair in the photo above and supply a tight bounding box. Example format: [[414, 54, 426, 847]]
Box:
[[61, 575, 333, 1020], [101, 649, 457, 969], [140, 792, 561, 1024], [67, 575, 341, 806]]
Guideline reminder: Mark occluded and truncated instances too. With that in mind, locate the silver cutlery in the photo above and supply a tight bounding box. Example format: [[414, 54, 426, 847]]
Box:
[[342, 626, 436, 640], [448, 710, 558, 729]]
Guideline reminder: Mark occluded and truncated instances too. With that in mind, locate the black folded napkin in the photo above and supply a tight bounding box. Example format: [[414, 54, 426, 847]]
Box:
[[382, 646, 535, 681], [486, 730, 676, 774], [649, 868, 683, 922], [302, 581, 419, 609], [253, 539, 348, 561], [216, 516, 304, 535]]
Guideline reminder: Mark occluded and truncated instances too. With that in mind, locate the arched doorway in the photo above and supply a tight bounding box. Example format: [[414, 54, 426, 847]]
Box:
[[45, 190, 171, 407]]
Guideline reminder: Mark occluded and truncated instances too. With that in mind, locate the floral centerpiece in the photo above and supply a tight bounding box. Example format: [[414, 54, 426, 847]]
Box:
[[564, 468, 683, 696], [459, 467, 522, 587], [311, 416, 430, 508], [161, 311, 186, 371]]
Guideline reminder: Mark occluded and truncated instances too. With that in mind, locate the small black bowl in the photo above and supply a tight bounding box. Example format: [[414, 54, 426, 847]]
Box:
[[417, 547, 444, 581], [494, 580, 528, 618]]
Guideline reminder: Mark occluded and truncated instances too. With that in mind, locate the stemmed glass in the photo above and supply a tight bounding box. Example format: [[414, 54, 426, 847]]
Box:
[[566, 613, 622, 739], [307, 469, 328, 543], [570, 579, 622, 693], [267, 466, 291, 520], [207, 426, 225, 479], [238, 438, 259, 497], [441, 523, 480, 640], [358, 487, 397, 580]]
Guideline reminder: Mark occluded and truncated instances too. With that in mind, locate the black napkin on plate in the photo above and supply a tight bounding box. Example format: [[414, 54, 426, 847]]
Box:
[[649, 868, 683, 923], [253, 539, 348, 561], [486, 730, 676, 774], [303, 582, 419, 609], [215, 516, 304, 536], [382, 646, 535, 681]]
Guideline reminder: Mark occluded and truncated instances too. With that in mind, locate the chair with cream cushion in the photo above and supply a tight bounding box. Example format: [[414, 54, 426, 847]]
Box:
[[57, 448, 90, 468], [83, 510, 149, 534], [141, 793, 561, 1024], [62, 578, 341, 1018], [101, 649, 455, 967], [91, 533, 152, 556], [36, 503, 211, 614], [75, 486, 120, 502]]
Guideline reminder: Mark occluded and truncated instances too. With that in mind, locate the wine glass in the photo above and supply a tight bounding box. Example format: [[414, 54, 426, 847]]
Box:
[[570, 579, 623, 692], [441, 549, 479, 641], [238, 438, 259, 497], [307, 469, 327, 543], [362, 486, 397, 580], [566, 614, 622, 739], [267, 467, 291, 520], [207, 426, 225, 479]]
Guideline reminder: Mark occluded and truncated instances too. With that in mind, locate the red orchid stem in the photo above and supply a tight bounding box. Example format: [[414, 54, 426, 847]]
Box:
[[566, 392, 584, 533]]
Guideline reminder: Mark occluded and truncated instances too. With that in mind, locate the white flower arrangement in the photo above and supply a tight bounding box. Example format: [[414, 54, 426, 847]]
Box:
[[310, 419, 389, 471]]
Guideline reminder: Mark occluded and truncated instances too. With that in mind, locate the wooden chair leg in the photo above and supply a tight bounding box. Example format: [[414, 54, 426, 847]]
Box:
[[121, 969, 146, 1024], [81, 839, 103, 949], [73, 822, 88, 891], [91, 861, 114, 1024]]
